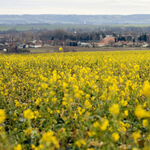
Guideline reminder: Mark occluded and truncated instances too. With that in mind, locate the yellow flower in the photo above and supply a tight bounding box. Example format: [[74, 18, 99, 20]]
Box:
[[132, 131, 141, 143], [85, 94, 90, 99], [42, 131, 59, 147], [40, 83, 48, 89], [125, 123, 130, 128], [59, 47, 63, 51], [23, 109, 34, 120], [75, 92, 81, 98], [84, 100, 92, 109], [51, 98, 57, 103], [87, 148, 94, 150], [0, 109, 6, 124], [100, 118, 109, 131], [132, 148, 140, 150], [50, 91, 55, 97], [35, 98, 42, 106], [74, 113, 77, 119], [24, 128, 33, 135], [143, 119, 148, 127], [143, 146, 150, 150], [147, 134, 150, 140], [143, 102, 147, 108], [88, 131, 95, 137], [38, 144, 44, 149], [124, 110, 128, 117], [34, 111, 41, 118], [75, 139, 86, 148], [118, 127, 126, 133], [109, 104, 119, 115], [120, 100, 128, 106], [134, 105, 150, 119], [112, 132, 120, 142], [62, 101, 67, 105], [93, 121, 100, 128], [143, 81, 150, 97], [42, 131, 54, 142], [14, 100, 20, 107], [77, 107, 85, 115], [134, 65, 140, 71], [31, 144, 35, 149], [56, 109, 60, 113], [14, 144, 22, 150]]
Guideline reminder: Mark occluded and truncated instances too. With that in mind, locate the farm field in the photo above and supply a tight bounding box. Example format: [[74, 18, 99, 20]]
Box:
[[29, 46, 150, 53], [1, 51, 150, 149], [0, 24, 150, 31]]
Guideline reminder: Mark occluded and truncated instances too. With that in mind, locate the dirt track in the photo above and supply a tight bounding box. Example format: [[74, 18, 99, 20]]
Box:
[[29, 46, 150, 53]]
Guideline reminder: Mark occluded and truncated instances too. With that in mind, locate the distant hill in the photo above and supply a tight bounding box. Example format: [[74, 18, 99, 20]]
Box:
[[1, 14, 150, 25]]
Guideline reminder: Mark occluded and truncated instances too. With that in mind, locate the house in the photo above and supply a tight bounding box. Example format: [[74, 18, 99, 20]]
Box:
[[44, 40, 54, 46], [142, 42, 149, 48], [39, 40, 42, 43], [114, 41, 127, 47], [34, 43, 42, 48], [32, 40, 37, 44], [118, 41, 127, 45], [97, 43, 106, 47], [18, 44, 25, 49], [79, 42, 91, 47], [126, 42, 134, 47], [97, 36, 115, 47]]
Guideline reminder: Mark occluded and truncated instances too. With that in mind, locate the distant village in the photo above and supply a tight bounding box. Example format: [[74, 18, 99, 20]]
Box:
[[0, 28, 150, 53]]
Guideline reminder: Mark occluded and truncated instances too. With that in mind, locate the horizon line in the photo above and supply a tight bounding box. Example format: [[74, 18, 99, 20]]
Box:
[[0, 14, 150, 16]]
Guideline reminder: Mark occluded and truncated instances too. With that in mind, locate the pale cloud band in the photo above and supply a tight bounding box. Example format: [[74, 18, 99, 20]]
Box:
[[0, 0, 150, 15]]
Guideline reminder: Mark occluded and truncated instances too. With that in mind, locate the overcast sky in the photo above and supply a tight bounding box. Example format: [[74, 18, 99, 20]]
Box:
[[0, 0, 150, 15]]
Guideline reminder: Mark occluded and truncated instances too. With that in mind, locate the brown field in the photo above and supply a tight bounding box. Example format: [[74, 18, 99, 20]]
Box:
[[29, 46, 150, 53]]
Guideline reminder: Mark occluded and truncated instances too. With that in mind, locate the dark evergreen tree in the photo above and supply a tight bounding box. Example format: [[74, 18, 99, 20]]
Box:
[[138, 36, 142, 41], [51, 37, 54, 40], [144, 33, 147, 42], [90, 35, 93, 40]]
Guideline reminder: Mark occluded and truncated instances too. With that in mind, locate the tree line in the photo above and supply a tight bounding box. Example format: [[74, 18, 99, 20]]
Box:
[[1, 26, 150, 43]]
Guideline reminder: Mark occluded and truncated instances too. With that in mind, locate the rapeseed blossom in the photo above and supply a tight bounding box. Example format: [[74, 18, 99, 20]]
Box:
[[1, 51, 150, 149], [59, 47, 63, 51], [75, 139, 86, 147], [132, 131, 141, 143], [13, 144, 22, 150], [100, 118, 109, 130], [42, 131, 60, 148], [112, 132, 120, 142], [143, 81, 150, 97], [84, 100, 92, 109], [23, 109, 34, 120], [134, 105, 150, 119], [93, 121, 100, 128], [143, 119, 148, 127], [109, 104, 119, 115], [134, 65, 140, 71], [0, 109, 6, 124]]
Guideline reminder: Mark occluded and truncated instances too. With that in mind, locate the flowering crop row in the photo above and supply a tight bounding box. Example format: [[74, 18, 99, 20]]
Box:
[[0, 51, 150, 150]]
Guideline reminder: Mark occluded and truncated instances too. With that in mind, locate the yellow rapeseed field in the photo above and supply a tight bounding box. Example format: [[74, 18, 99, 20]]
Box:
[[0, 51, 150, 150]]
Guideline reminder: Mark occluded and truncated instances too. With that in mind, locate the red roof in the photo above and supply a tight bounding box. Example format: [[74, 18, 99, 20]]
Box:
[[119, 41, 127, 44], [97, 37, 115, 46]]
